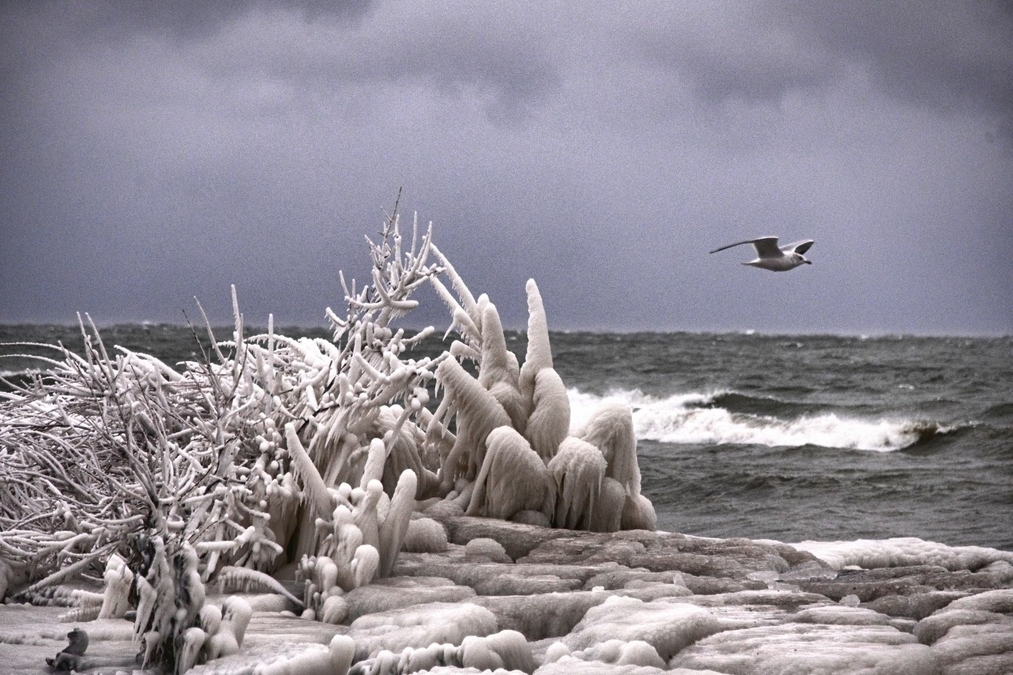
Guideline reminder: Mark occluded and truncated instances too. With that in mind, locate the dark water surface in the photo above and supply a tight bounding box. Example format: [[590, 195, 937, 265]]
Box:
[[3, 325, 1011, 550]]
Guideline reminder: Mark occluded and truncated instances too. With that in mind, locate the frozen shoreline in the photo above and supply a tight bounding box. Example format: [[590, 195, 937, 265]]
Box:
[[3, 225, 1011, 673], [4, 514, 1012, 674]]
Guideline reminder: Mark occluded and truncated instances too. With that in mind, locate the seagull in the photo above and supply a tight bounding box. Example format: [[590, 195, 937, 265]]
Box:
[[710, 236, 814, 272]]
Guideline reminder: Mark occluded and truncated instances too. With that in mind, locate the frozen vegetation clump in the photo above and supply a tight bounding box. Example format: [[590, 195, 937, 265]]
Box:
[[0, 200, 656, 672]]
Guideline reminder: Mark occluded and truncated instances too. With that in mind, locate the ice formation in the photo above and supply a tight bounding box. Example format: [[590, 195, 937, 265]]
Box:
[[3, 203, 1010, 674], [254, 634, 356, 675], [0, 207, 658, 672], [796, 537, 1013, 571]]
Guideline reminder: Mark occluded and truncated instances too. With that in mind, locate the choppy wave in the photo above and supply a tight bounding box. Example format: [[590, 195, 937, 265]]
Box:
[[568, 388, 951, 452]]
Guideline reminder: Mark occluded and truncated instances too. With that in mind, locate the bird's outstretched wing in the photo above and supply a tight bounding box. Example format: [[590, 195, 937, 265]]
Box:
[[710, 236, 780, 257], [782, 239, 814, 255]]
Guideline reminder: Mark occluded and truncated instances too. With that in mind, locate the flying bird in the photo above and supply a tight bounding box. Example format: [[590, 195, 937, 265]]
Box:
[[710, 236, 814, 272]]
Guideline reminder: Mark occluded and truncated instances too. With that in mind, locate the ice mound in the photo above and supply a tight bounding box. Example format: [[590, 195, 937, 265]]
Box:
[[348, 601, 498, 660], [563, 596, 722, 661], [672, 622, 936, 674], [795, 537, 1013, 571]]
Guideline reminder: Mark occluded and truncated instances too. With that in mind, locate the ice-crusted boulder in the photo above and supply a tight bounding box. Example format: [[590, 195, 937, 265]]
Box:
[[563, 595, 723, 662], [347, 601, 499, 660]]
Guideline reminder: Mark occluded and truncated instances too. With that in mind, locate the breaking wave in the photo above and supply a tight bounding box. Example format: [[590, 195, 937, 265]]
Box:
[[568, 388, 952, 452]]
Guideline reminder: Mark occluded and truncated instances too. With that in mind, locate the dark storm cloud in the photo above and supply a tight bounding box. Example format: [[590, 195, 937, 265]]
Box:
[[74, 0, 562, 125], [636, 4, 841, 104], [0, 1, 1011, 334], [635, 2, 1013, 141], [12, 0, 374, 43], [180, 2, 563, 126], [796, 2, 1013, 139]]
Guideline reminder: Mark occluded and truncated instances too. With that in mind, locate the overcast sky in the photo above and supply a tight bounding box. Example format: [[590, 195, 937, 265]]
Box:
[[2, 1, 1011, 335]]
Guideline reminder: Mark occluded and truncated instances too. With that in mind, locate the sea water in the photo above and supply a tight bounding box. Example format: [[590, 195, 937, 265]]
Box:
[[2, 325, 1010, 550]]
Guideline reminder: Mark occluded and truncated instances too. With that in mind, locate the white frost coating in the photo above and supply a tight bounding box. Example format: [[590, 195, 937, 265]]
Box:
[[459, 629, 535, 673], [590, 477, 626, 533], [320, 594, 349, 625], [565, 596, 722, 662], [374, 405, 438, 500], [913, 588, 1013, 663], [524, 368, 570, 464], [467, 426, 555, 522], [354, 481, 384, 551], [622, 492, 659, 532], [543, 641, 572, 664], [177, 626, 207, 675], [564, 638, 667, 669], [205, 596, 253, 661], [479, 301, 526, 433], [581, 401, 641, 497], [360, 438, 387, 489], [356, 545, 388, 595], [464, 538, 512, 563], [199, 604, 222, 640], [377, 469, 417, 578], [941, 588, 1013, 614], [914, 608, 1013, 645], [518, 279, 552, 415], [926, 622, 1013, 672], [548, 437, 607, 531], [97, 554, 133, 619], [348, 601, 499, 659], [430, 243, 479, 330], [673, 622, 936, 674], [349, 629, 534, 675], [179, 543, 206, 632], [794, 537, 1013, 571], [402, 517, 448, 553], [793, 604, 893, 626], [535, 656, 669, 674], [254, 634, 355, 675], [285, 423, 334, 520], [436, 357, 512, 489]]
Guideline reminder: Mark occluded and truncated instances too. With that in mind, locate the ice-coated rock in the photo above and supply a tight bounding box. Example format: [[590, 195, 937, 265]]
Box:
[[672, 622, 936, 674], [564, 596, 722, 661], [347, 601, 498, 659], [796, 537, 1013, 572], [343, 576, 476, 622], [534, 659, 667, 675]]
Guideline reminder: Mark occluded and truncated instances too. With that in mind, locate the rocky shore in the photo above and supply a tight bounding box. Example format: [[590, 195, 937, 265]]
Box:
[[3, 514, 1013, 674]]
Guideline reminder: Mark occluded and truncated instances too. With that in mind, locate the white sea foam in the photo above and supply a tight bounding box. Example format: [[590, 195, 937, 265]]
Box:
[[568, 388, 942, 452]]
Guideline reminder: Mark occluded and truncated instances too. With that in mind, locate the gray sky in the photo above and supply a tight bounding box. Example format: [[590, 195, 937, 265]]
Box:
[[2, 1, 1011, 335]]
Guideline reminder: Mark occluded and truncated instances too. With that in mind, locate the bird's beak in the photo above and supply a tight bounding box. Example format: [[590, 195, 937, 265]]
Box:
[[804, 260, 812, 265]]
